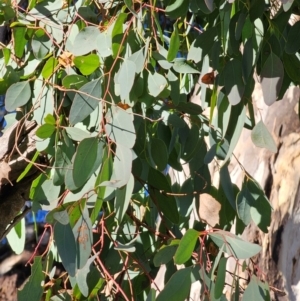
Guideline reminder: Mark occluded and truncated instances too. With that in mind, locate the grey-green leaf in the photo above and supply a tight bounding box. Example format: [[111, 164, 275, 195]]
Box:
[[69, 78, 102, 125], [148, 72, 168, 97], [114, 174, 134, 224], [54, 222, 77, 277], [224, 59, 245, 105], [251, 120, 277, 152], [72, 137, 99, 187], [105, 107, 136, 148], [150, 138, 168, 171], [5, 81, 31, 112], [73, 205, 93, 269], [156, 267, 192, 301], [116, 59, 136, 100], [261, 53, 284, 106], [72, 27, 100, 56], [210, 231, 261, 259]]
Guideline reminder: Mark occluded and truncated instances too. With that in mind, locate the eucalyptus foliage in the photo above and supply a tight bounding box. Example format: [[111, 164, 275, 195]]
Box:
[[1, 0, 299, 300]]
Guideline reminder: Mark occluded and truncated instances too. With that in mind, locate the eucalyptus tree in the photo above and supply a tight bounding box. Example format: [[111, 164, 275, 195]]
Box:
[[0, 0, 299, 300]]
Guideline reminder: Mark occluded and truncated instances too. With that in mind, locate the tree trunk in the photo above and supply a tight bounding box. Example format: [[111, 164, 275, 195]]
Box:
[[230, 84, 300, 301]]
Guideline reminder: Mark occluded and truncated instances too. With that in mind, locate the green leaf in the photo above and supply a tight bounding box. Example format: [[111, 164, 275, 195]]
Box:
[[76, 254, 103, 297], [173, 60, 200, 74], [18, 257, 44, 301], [7, 217, 25, 255], [44, 114, 56, 125], [242, 38, 255, 81], [236, 185, 252, 225], [101, 144, 132, 188], [54, 138, 75, 186], [222, 104, 246, 164], [116, 59, 136, 100], [112, 13, 127, 58], [73, 54, 100, 75], [167, 23, 180, 62], [73, 137, 99, 187], [224, 59, 245, 105], [153, 244, 178, 267], [261, 53, 284, 106], [283, 52, 300, 84], [286, 21, 300, 54], [243, 276, 266, 301], [62, 75, 88, 89], [72, 27, 100, 56], [31, 175, 61, 209], [12, 26, 28, 58], [148, 168, 179, 224], [31, 29, 51, 59], [5, 81, 31, 112], [249, 0, 265, 22], [210, 231, 261, 259], [53, 210, 70, 225], [17, 151, 40, 182], [220, 165, 237, 209], [148, 71, 168, 97], [214, 257, 227, 299], [250, 195, 272, 233], [54, 222, 77, 277], [69, 78, 102, 125], [156, 267, 192, 301], [150, 138, 168, 171], [114, 241, 136, 252], [174, 229, 199, 264], [115, 174, 134, 224], [251, 120, 277, 152], [36, 123, 56, 139], [165, 0, 189, 19], [42, 57, 58, 79], [73, 205, 93, 269]]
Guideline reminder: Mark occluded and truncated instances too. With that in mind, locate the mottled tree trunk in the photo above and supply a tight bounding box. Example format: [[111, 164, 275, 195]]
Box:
[[231, 85, 300, 301]]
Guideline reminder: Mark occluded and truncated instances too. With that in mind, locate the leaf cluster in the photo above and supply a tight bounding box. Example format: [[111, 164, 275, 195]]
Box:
[[0, 0, 298, 300]]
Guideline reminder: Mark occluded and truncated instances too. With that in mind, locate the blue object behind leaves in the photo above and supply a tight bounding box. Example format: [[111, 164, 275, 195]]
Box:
[[0, 94, 6, 136]]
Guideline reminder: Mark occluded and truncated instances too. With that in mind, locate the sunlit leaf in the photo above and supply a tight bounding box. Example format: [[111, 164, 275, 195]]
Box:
[[167, 23, 180, 62], [210, 230, 261, 259], [5, 81, 31, 112], [72, 27, 100, 56], [105, 106, 136, 148], [174, 229, 199, 264], [36, 123, 56, 139], [116, 59, 136, 100], [73, 54, 100, 75], [69, 78, 102, 125], [148, 71, 168, 97], [42, 57, 58, 79], [251, 120, 277, 152]]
